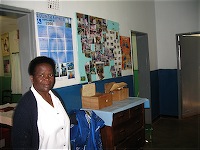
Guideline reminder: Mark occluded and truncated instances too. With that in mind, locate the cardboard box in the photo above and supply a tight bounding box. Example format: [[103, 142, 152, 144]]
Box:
[[82, 93, 112, 109], [105, 82, 129, 101], [111, 88, 129, 101], [82, 83, 96, 96]]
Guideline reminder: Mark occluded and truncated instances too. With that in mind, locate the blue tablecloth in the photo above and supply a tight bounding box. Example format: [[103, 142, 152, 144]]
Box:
[[91, 97, 150, 126]]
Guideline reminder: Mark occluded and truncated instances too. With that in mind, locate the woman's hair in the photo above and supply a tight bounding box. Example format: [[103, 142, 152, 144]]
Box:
[[28, 56, 56, 75]]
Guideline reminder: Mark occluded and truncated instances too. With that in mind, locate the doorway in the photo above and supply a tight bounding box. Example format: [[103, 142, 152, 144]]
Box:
[[176, 32, 200, 119], [0, 4, 36, 95], [130, 30, 152, 124]]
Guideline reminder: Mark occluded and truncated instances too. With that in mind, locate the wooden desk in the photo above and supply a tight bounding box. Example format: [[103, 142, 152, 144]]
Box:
[[92, 97, 149, 149], [92, 97, 149, 126], [0, 103, 17, 126]]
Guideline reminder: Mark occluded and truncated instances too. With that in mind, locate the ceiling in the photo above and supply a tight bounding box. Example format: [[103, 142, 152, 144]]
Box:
[[0, 16, 18, 35]]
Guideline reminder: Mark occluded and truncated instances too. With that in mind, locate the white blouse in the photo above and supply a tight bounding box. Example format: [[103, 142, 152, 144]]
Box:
[[31, 86, 71, 149]]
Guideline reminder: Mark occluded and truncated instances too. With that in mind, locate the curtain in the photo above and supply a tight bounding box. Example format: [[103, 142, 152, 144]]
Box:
[[11, 53, 22, 94]]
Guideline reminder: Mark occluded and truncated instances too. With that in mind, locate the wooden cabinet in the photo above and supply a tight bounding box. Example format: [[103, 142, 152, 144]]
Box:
[[101, 104, 145, 150]]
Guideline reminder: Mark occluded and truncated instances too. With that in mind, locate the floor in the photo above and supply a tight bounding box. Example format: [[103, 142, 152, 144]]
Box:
[[143, 115, 200, 150], [1, 115, 199, 149]]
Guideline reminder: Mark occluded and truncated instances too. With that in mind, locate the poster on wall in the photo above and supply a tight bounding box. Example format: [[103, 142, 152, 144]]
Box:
[[36, 12, 75, 79], [3, 56, 11, 76], [120, 36, 132, 70], [76, 13, 126, 83], [1, 33, 10, 56]]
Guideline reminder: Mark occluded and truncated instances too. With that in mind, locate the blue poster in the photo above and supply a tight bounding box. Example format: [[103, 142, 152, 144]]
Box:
[[36, 12, 75, 78]]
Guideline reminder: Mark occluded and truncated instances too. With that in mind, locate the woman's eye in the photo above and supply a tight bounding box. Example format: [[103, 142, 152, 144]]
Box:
[[49, 74, 54, 77], [39, 74, 44, 77]]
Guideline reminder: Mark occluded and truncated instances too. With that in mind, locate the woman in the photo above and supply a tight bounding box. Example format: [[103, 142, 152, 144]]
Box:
[[12, 56, 71, 149]]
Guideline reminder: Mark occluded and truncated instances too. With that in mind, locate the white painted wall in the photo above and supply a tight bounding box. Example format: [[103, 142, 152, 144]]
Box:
[[155, 0, 199, 69], [1, 0, 199, 71], [1, 0, 158, 71]]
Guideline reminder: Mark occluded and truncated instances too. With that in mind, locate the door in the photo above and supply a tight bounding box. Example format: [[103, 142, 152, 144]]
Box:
[[18, 13, 37, 93], [131, 31, 152, 124], [177, 34, 200, 118], [137, 34, 152, 124]]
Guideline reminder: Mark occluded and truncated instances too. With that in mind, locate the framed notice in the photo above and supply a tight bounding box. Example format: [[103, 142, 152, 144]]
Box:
[[120, 36, 132, 70], [36, 12, 75, 79], [3, 56, 11, 76], [1, 33, 10, 56]]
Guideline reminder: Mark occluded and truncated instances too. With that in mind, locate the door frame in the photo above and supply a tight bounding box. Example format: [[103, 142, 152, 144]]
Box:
[[0, 4, 36, 94]]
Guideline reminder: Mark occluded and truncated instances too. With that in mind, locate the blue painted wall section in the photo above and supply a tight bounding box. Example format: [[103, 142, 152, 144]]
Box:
[[158, 69, 178, 116], [56, 69, 179, 119], [1, 69, 178, 120], [150, 70, 160, 120], [150, 69, 178, 120], [55, 75, 134, 113]]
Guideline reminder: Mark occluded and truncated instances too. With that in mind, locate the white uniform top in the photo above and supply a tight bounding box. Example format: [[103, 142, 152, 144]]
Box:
[[31, 86, 71, 149]]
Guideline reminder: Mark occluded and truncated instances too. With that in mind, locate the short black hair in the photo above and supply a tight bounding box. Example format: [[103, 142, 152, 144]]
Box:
[[28, 56, 56, 76]]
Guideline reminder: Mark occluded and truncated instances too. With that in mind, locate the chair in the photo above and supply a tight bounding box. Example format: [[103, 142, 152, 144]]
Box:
[[0, 124, 12, 149], [2, 90, 12, 104]]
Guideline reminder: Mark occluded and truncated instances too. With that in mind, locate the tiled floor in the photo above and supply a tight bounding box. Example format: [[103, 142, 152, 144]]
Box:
[[143, 115, 200, 150], [1, 115, 199, 149]]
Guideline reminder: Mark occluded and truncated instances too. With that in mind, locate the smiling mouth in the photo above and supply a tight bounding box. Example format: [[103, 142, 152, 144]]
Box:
[[43, 84, 51, 88]]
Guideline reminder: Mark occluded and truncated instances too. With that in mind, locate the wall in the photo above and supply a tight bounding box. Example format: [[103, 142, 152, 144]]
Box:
[[2, 0, 158, 70], [155, 0, 199, 69], [2, 0, 198, 71], [1, 0, 199, 119], [150, 0, 199, 119]]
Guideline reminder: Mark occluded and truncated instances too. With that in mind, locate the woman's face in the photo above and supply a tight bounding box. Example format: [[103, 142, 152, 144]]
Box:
[[30, 63, 55, 94]]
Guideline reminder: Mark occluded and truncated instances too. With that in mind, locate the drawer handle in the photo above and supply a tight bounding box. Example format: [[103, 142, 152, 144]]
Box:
[[105, 99, 108, 102], [135, 120, 140, 124], [137, 137, 142, 141], [119, 129, 125, 133], [118, 114, 124, 118], [135, 107, 140, 110]]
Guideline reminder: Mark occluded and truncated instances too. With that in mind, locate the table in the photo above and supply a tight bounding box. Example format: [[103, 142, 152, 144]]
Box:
[[98, 97, 148, 149], [91, 97, 149, 126], [0, 103, 17, 126]]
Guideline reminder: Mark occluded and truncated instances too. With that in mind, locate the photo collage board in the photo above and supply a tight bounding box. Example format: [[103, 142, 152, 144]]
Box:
[[36, 12, 75, 79], [76, 13, 131, 83]]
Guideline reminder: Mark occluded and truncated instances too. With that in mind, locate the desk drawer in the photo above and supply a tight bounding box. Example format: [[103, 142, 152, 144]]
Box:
[[129, 104, 144, 119], [112, 109, 129, 126], [100, 103, 145, 150], [115, 127, 145, 150], [113, 122, 129, 144], [113, 115, 143, 145]]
